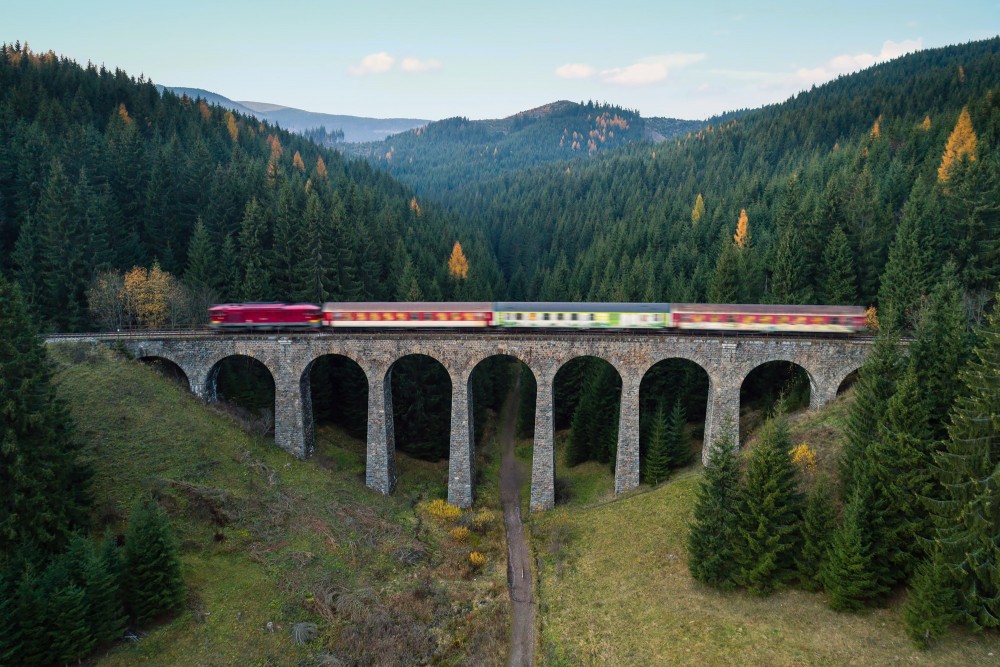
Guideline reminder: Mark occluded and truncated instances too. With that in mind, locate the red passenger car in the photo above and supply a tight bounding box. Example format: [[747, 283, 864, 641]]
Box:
[[671, 303, 867, 334], [208, 303, 321, 329], [321, 302, 493, 328]]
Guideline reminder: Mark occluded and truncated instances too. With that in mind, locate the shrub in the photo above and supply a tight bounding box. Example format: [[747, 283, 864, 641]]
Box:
[[450, 526, 471, 543], [469, 551, 487, 571], [471, 509, 498, 534], [425, 499, 461, 523]]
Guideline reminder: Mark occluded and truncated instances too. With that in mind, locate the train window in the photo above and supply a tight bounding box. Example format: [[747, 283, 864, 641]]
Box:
[[557, 313, 564, 320], [571, 313, 578, 321], [589, 314, 595, 321], [516, 313, 523, 320], [543, 313, 550, 321]]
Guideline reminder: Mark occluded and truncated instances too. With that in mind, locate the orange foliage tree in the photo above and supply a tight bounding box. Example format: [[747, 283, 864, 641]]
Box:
[[691, 193, 705, 225], [937, 107, 977, 182], [292, 150, 306, 172], [120, 263, 180, 328], [448, 241, 469, 280], [733, 209, 751, 249], [224, 111, 238, 141]]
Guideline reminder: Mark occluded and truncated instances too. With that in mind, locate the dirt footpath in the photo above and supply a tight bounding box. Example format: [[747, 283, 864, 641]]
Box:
[[499, 380, 535, 667]]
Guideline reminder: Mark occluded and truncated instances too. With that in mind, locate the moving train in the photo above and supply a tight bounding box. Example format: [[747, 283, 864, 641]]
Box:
[[209, 302, 869, 334]]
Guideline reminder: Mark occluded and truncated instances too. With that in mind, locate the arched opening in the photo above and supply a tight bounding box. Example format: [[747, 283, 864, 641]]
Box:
[[552, 356, 622, 504], [639, 358, 710, 484], [389, 354, 452, 497], [469, 355, 536, 495], [836, 369, 861, 396], [305, 354, 369, 473], [209, 355, 275, 436], [138, 356, 190, 392], [739, 360, 812, 442]]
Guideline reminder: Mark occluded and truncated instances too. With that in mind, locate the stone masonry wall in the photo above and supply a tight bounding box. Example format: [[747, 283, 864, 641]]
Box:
[[51, 332, 873, 511]]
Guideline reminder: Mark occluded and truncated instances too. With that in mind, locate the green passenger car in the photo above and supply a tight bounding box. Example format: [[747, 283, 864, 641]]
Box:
[[493, 302, 671, 328]]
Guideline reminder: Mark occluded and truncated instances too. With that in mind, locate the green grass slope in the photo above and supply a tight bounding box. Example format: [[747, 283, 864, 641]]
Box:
[[530, 395, 1000, 665], [49, 344, 509, 666]]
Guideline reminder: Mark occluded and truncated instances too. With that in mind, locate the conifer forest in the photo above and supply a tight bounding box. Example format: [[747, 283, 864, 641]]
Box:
[[0, 33, 998, 664]]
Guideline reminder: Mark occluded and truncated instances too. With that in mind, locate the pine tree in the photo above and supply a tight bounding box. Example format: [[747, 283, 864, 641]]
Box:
[[687, 419, 742, 589], [123, 497, 185, 626], [643, 402, 671, 484], [904, 544, 956, 648], [736, 417, 803, 595], [664, 398, 691, 467], [270, 182, 299, 299], [768, 225, 811, 304], [708, 239, 740, 303], [0, 274, 89, 556], [184, 217, 216, 293], [47, 577, 95, 663], [926, 290, 1000, 631], [821, 483, 884, 611], [820, 224, 857, 304], [841, 332, 902, 496], [84, 535, 126, 645], [795, 476, 837, 591]]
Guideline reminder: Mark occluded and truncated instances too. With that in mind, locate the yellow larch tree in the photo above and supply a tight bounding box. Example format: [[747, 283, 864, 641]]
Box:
[[292, 150, 306, 172], [937, 107, 977, 182], [448, 241, 469, 280], [920, 115, 931, 132], [870, 115, 882, 139], [691, 193, 705, 225], [117, 103, 132, 124], [409, 197, 422, 217], [733, 209, 751, 249], [314, 156, 328, 180], [224, 112, 238, 141]]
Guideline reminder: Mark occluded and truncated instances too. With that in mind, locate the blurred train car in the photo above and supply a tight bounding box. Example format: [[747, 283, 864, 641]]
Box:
[[671, 303, 867, 333], [321, 302, 493, 328], [494, 302, 670, 328], [209, 303, 321, 329]]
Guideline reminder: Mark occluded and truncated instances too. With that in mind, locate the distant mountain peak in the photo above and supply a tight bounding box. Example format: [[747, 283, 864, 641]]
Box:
[[508, 100, 579, 120], [237, 101, 288, 113]]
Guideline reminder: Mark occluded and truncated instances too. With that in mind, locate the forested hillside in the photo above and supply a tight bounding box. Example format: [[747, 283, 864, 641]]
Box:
[[0, 43, 501, 335], [431, 38, 1000, 323], [342, 100, 705, 197]]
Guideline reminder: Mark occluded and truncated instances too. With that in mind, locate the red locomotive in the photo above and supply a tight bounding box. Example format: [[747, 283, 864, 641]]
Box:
[[208, 303, 321, 329]]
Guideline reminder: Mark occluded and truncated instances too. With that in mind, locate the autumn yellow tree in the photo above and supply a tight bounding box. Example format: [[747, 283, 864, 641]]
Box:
[[314, 156, 328, 180], [409, 197, 422, 217], [292, 150, 306, 172], [691, 193, 705, 225], [733, 209, 751, 249], [448, 241, 469, 280], [937, 107, 977, 182], [121, 263, 178, 328], [224, 111, 238, 141]]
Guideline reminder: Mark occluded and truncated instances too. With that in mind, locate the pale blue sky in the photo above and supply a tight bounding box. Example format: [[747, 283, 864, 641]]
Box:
[[6, 1, 998, 120]]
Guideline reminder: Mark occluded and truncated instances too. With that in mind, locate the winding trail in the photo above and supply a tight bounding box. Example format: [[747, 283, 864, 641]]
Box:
[[499, 379, 535, 666]]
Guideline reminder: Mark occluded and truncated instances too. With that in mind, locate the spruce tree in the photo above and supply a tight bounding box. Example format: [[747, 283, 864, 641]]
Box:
[[820, 224, 857, 305], [83, 535, 126, 645], [47, 578, 95, 664], [841, 332, 902, 496], [908, 264, 969, 440], [184, 217, 216, 293], [664, 398, 691, 467], [0, 274, 89, 556], [238, 197, 271, 301], [687, 419, 742, 589], [123, 497, 185, 626], [877, 178, 937, 331], [904, 544, 956, 648], [868, 364, 934, 581], [736, 417, 804, 595], [821, 484, 884, 611], [926, 290, 1000, 631], [643, 402, 671, 485], [769, 225, 811, 304], [795, 476, 837, 591]]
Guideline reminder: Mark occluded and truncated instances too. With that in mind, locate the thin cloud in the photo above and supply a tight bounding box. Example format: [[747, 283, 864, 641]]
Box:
[[350, 52, 442, 76], [400, 57, 442, 72], [349, 52, 395, 75], [555, 53, 704, 87]]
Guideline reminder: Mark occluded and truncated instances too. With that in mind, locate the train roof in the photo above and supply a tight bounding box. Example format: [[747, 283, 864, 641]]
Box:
[[321, 302, 493, 312], [672, 303, 866, 315], [494, 302, 671, 313], [210, 303, 319, 310]]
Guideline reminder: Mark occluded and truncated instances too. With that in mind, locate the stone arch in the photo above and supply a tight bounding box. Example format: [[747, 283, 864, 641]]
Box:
[[738, 358, 815, 441], [385, 353, 455, 496], [300, 353, 370, 458], [137, 355, 191, 392], [835, 364, 864, 396], [551, 355, 624, 503], [205, 354, 277, 433], [638, 357, 712, 479]]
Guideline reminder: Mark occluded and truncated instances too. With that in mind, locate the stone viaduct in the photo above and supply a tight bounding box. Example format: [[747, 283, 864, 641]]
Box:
[[55, 331, 871, 511]]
